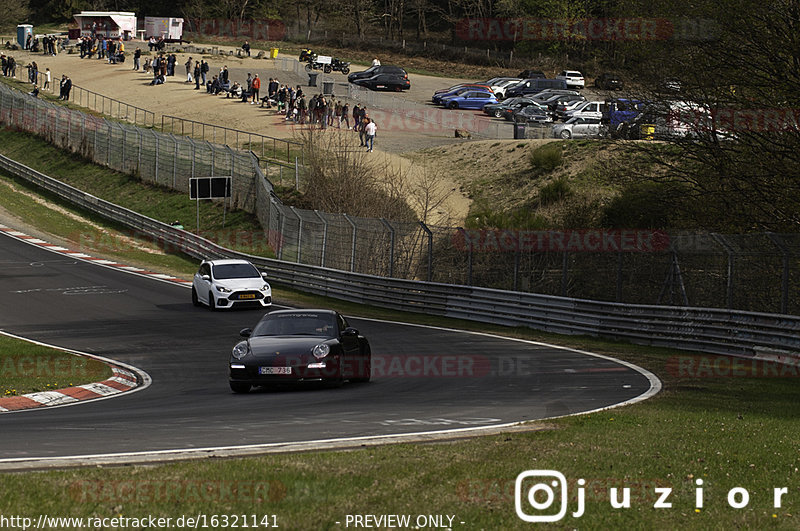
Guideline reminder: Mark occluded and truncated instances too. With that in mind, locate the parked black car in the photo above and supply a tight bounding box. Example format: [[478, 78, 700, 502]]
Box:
[[483, 97, 534, 118], [348, 65, 408, 83], [513, 106, 552, 124], [595, 73, 623, 90], [352, 73, 411, 91], [229, 309, 371, 393]]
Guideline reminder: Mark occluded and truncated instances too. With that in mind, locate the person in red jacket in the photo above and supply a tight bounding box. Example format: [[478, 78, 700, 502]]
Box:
[[251, 74, 261, 104]]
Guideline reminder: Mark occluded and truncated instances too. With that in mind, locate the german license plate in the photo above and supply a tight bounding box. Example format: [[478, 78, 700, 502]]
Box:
[[239, 294, 256, 299], [259, 367, 291, 375]]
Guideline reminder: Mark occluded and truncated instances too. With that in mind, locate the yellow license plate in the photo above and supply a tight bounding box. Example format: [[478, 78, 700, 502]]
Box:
[[239, 294, 256, 299]]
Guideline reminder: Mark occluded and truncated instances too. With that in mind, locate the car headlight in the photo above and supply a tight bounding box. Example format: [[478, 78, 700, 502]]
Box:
[[260, 283, 270, 292], [216, 285, 232, 293], [312, 343, 330, 359], [232, 341, 249, 359]]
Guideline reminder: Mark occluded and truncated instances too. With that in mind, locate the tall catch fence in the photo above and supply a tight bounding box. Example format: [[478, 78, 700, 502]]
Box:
[[1, 82, 799, 315]]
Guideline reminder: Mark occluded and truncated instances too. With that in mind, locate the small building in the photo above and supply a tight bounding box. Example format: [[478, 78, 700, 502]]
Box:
[[73, 11, 137, 40], [144, 17, 184, 41]]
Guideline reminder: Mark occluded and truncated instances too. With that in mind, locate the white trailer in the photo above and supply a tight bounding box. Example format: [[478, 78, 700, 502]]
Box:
[[144, 17, 184, 41]]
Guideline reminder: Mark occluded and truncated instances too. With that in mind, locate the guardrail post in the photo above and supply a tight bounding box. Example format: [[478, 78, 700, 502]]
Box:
[[344, 214, 357, 272], [380, 218, 395, 278], [315, 210, 328, 267], [420, 222, 433, 282], [767, 233, 790, 314]]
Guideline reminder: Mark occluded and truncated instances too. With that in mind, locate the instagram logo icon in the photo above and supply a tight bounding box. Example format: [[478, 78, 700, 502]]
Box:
[[515, 470, 569, 522]]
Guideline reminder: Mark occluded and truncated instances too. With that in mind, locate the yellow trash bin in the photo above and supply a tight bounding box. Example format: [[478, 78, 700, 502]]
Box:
[[270, 48, 279, 59], [640, 124, 655, 140]]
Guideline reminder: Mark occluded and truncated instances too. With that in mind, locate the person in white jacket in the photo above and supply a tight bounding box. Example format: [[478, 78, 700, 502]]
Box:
[[365, 119, 377, 152]]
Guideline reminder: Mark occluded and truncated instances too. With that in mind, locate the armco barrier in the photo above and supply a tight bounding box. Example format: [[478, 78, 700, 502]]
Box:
[[1, 153, 798, 362]]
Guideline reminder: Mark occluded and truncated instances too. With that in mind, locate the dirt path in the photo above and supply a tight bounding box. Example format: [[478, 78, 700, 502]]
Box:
[[8, 44, 473, 223]]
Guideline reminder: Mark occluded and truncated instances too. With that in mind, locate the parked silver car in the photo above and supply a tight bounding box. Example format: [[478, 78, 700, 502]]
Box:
[[552, 117, 605, 139]]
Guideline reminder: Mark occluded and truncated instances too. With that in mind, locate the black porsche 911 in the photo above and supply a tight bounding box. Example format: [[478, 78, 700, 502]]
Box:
[[228, 309, 371, 393]]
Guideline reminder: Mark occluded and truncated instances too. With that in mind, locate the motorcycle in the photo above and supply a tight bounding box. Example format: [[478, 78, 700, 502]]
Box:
[[299, 49, 316, 62], [330, 58, 350, 75]]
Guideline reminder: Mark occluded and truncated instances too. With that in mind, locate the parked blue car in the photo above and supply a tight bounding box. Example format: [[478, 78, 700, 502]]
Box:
[[432, 85, 493, 105], [439, 90, 498, 110]]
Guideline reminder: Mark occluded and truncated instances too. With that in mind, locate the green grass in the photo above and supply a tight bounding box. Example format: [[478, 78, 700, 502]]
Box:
[[0, 335, 111, 396], [0, 128, 274, 259]]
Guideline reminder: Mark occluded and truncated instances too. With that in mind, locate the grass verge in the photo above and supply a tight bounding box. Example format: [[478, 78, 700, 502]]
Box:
[[0, 334, 112, 397]]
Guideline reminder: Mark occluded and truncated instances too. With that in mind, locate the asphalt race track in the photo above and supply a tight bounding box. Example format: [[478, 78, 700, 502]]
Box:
[[0, 231, 658, 461]]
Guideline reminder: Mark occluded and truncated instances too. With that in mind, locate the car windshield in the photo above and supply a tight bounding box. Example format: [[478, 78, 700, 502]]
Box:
[[213, 263, 261, 280], [253, 313, 338, 338]]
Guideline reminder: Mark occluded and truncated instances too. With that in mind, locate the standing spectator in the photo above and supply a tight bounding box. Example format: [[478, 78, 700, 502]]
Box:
[[341, 102, 350, 129], [221, 65, 229, 84], [25, 34, 32, 50], [297, 94, 307, 124], [193, 61, 201, 89], [148, 36, 157, 51], [242, 40, 251, 56], [133, 48, 141, 70], [63, 76, 72, 100], [251, 74, 261, 104], [167, 54, 176, 76], [200, 60, 209, 85], [43, 68, 51, 90], [352, 104, 360, 131], [268, 77, 278, 100], [372, 57, 381, 66], [365, 118, 377, 152], [185, 57, 193, 82]]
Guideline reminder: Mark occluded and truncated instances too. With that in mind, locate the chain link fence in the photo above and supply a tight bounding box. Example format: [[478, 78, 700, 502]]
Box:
[[2, 82, 798, 315]]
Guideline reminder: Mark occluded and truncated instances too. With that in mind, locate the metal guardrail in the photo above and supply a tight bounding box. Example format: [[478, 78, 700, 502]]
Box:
[[2, 153, 798, 361], [69, 84, 156, 127]]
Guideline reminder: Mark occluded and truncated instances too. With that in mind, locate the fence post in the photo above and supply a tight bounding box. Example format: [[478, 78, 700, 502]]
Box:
[[457, 227, 472, 286], [154, 132, 160, 182], [711, 233, 735, 309], [171, 134, 179, 189], [344, 214, 357, 272], [295, 157, 299, 189], [106, 122, 112, 166], [315, 210, 328, 268], [767, 233, 790, 314], [380, 218, 395, 278], [291, 206, 303, 263], [420, 222, 433, 282]]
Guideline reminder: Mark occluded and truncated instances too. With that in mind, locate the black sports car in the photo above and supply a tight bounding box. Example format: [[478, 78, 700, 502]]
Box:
[[352, 73, 411, 91], [229, 309, 371, 393]]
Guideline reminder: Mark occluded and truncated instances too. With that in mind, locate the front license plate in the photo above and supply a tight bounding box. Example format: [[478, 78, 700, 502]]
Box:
[[259, 367, 292, 375], [239, 294, 256, 299]]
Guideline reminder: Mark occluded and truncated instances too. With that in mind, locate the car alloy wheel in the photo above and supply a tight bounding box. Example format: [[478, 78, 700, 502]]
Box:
[[351, 348, 372, 383], [560, 129, 572, 139], [208, 291, 216, 310], [191, 287, 200, 307], [448, 101, 458, 109], [493, 110, 502, 118]]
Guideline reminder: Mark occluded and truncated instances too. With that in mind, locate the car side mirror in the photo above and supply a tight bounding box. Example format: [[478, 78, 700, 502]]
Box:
[[342, 327, 359, 337], [261, 272, 268, 279], [240, 328, 252, 338], [201, 274, 210, 281]]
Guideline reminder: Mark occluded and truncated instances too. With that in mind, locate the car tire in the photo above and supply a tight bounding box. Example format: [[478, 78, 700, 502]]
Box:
[[493, 110, 502, 118], [208, 292, 216, 311], [560, 130, 572, 139], [191, 287, 200, 307], [448, 101, 458, 109], [351, 348, 371, 383], [230, 382, 251, 394]]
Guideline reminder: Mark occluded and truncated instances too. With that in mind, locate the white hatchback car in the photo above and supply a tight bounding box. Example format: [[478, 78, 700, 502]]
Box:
[[192, 259, 272, 310], [556, 70, 585, 89]]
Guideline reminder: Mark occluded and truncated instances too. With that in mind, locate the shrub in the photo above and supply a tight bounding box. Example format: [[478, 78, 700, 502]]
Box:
[[538, 178, 573, 206], [529, 142, 563, 172]]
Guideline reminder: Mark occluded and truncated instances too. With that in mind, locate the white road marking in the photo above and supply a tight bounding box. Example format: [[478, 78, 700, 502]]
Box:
[[24, 392, 79, 406]]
